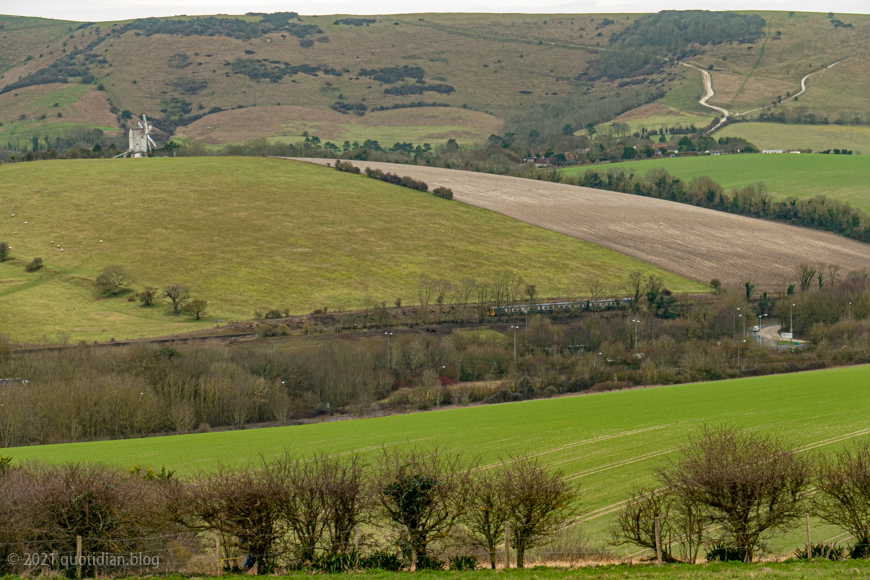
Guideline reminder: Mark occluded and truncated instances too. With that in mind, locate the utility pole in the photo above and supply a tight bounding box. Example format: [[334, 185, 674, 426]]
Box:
[[510, 325, 519, 365]]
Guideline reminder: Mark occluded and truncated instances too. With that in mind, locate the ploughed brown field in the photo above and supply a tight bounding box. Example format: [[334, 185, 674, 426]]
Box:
[[297, 158, 870, 288]]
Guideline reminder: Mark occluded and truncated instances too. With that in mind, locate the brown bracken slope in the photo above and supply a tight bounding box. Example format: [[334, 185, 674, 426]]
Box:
[[296, 158, 870, 289]]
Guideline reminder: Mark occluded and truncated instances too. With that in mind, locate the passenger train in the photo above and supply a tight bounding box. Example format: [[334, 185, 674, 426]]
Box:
[[487, 298, 633, 317]]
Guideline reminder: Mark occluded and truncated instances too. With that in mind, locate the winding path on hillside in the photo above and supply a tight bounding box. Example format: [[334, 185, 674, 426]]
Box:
[[293, 159, 870, 289], [733, 58, 849, 117], [681, 62, 730, 134]]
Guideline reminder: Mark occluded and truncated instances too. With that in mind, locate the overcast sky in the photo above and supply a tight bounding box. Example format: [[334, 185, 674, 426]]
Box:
[[6, 0, 869, 23]]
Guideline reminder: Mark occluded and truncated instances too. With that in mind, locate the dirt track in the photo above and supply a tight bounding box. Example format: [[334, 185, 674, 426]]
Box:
[[294, 159, 870, 288]]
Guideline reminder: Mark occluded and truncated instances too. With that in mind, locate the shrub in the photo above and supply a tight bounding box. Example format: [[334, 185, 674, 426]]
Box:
[[448, 554, 478, 570], [706, 544, 748, 562], [359, 550, 403, 571], [0, 242, 8, 261], [24, 257, 43, 272], [433, 186, 453, 199], [415, 555, 444, 570], [850, 542, 870, 559], [299, 38, 314, 47], [137, 286, 157, 306], [309, 551, 356, 573], [794, 543, 846, 560], [335, 160, 360, 173]]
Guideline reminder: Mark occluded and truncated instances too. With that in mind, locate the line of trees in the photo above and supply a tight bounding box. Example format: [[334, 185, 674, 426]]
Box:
[[0, 449, 577, 576], [614, 426, 870, 562], [4, 267, 870, 446]]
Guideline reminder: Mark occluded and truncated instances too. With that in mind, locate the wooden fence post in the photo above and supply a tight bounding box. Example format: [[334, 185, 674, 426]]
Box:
[[654, 517, 662, 564], [504, 521, 511, 570], [806, 513, 812, 560], [76, 536, 82, 580], [216, 533, 222, 576]]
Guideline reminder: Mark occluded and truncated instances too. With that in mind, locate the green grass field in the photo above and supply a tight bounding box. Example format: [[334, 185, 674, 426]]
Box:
[[0, 157, 703, 342], [563, 153, 870, 211], [718, 122, 870, 155], [10, 365, 870, 553], [208, 561, 870, 579]]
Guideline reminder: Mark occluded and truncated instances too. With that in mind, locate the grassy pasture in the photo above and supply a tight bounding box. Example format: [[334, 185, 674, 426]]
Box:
[[717, 122, 870, 155], [591, 103, 714, 136], [563, 153, 870, 211], [176, 105, 502, 147], [10, 365, 870, 553], [0, 157, 701, 342]]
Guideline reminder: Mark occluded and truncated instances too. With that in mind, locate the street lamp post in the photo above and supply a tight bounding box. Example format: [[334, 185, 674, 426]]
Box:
[[384, 332, 393, 369], [735, 308, 741, 341], [790, 303, 795, 334], [757, 313, 767, 333], [849, 301, 852, 319], [738, 339, 746, 371], [510, 325, 519, 365], [738, 313, 744, 341], [632, 319, 640, 350]]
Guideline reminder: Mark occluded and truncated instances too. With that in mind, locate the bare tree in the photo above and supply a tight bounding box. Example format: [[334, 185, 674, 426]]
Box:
[[162, 285, 191, 314], [815, 441, 870, 551], [797, 264, 816, 292], [625, 271, 645, 307], [418, 275, 434, 322], [612, 486, 705, 563], [465, 466, 510, 569], [502, 457, 579, 568], [657, 426, 812, 562], [173, 459, 283, 574], [586, 276, 604, 306], [434, 279, 452, 322]]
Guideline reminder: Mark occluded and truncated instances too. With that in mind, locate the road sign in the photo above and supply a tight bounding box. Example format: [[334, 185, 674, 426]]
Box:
[[781, 332, 793, 340]]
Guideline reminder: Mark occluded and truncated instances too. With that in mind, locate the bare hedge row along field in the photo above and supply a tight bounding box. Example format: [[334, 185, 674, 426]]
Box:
[[297, 159, 870, 288]]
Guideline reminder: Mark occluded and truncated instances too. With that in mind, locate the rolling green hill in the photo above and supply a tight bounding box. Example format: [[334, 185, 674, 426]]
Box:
[[0, 157, 703, 342], [10, 365, 870, 553], [563, 154, 870, 211], [0, 10, 867, 150]]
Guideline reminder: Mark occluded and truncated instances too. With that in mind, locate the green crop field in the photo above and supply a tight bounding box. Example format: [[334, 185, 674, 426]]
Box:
[[10, 365, 870, 554], [717, 122, 870, 155], [563, 153, 870, 211], [0, 157, 702, 343]]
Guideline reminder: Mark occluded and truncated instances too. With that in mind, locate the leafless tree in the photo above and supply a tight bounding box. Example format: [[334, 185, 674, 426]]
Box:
[[657, 426, 812, 562], [464, 465, 510, 568], [418, 276, 434, 322], [815, 441, 870, 548], [162, 285, 191, 314], [625, 271, 645, 307], [172, 460, 283, 573], [797, 264, 816, 292], [501, 456, 579, 568]]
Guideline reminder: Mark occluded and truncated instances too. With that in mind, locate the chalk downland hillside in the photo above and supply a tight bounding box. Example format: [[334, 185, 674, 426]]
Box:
[[563, 154, 870, 211], [10, 365, 870, 554], [0, 11, 867, 148], [299, 158, 870, 288], [0, 157, 703, 342]]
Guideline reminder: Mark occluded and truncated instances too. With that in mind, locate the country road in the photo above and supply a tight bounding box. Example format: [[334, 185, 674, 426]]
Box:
[[734, 58, 849, 117]]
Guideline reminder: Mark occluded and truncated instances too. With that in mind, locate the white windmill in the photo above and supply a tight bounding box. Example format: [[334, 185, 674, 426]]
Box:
[[115, 114, 157, 158]]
